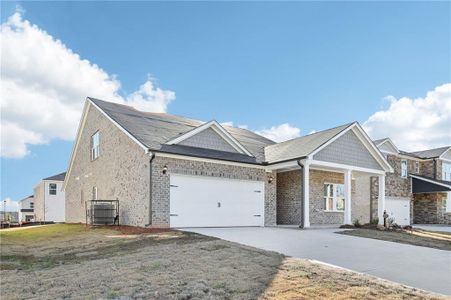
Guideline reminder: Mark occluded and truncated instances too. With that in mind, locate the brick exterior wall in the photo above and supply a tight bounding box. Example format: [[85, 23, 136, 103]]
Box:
[[65, 104, 151, 226], [413, 193, 450, 224], [276, 169, 370, 225], [385, 154, 413, 198], [276, 171, 301, 225], [150, 156, 277, 227], [420, 160, 437, 179]]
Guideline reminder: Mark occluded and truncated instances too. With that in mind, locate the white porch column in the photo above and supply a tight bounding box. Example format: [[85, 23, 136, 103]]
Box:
[[344, 169, 352, 225], [377, 175, 386, 225], [303, 162, 310, 228]]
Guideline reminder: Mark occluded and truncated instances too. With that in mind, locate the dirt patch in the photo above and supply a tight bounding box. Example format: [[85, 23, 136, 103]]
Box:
[[338, 228, 451, 251], [260, 258, 444, 300]]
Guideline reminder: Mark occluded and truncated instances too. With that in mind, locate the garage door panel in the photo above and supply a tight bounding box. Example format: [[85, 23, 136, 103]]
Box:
[[170, 174, 264, 227], [385, 197, 410, 226]]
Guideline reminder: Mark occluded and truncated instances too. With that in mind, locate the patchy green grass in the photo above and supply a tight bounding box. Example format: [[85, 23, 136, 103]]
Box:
[[0, 224, 89, 241]]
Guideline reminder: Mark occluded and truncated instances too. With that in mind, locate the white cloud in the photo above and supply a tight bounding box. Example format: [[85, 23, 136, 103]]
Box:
[[1, 198, 19, 212], [255, 123, 301, 142], [220, 121, 234, 127], [363, 83, 451, 151], [0, 10, 175, 159]]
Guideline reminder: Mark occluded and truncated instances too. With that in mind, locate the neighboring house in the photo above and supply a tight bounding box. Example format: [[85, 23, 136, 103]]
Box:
[[64, 98, 393, 228], [18, 195, 35, 222], [0, 211, 19, 223], [34, 172, 66, 222], [374, 138, 451, 225]]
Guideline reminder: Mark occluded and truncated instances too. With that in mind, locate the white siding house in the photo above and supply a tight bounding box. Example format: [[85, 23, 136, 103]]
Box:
[[18, 195, 35, 222], [34, 172, 66, 223]]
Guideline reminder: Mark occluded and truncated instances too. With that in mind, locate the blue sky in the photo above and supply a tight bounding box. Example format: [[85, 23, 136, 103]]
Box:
[[1, 1, 450, 208]]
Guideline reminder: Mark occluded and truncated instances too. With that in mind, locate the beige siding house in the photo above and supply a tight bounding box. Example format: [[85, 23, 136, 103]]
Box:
[[65, 97, 395, 228]]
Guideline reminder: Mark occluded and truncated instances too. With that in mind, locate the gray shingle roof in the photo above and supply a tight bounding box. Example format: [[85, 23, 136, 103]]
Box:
[[89, 98, 275, 163], [264, 123, 354, 164], [43, 172, 66, 181], [409, 146, 451, 159]]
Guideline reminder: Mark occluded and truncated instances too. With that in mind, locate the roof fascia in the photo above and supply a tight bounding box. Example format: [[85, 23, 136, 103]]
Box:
[[410, 174, 451, 189]]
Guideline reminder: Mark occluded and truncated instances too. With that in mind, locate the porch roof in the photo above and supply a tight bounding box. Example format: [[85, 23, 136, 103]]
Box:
[[411, 174, 451, 193]]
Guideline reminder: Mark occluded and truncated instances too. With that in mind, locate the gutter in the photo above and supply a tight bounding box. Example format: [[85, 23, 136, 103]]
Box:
[[145, 152, 155, 227]]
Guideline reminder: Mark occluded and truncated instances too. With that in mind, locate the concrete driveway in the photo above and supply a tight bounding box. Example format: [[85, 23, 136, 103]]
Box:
[[186, 227, 451, 295]]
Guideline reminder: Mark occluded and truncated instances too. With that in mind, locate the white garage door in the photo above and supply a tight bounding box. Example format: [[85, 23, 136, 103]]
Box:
[[170, 174, 265, 227], [385, 197, 410, 226]]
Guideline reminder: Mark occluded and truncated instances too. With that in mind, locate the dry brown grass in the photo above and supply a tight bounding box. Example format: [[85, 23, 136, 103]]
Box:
[[260, 258, 444, 300], [0, 224, 446, 299], [338, 228, 451, 251]]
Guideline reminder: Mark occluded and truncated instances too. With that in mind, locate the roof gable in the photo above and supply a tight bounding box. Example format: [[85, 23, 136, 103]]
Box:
[[166, 120, 253, 156], [376, 138, 399, 155], [313, 130, 384, 171]]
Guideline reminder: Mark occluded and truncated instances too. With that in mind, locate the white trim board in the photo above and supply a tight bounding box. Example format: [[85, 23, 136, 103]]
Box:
[[165, 120, 253, 157]]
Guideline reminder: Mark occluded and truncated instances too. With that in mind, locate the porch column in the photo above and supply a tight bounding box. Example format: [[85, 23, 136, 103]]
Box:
[[344, 169, 352, 224], [303, 162, 310, 228], [377, 175, 386, 225]]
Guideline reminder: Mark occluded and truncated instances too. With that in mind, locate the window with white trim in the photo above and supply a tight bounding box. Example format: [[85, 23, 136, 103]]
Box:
[[401, 160, 407, 178], [91, 131, 100, 161], [415, 161, 420, 174], [442, 162, 451, 181], [49, 183, 57, 195], [324, 183, 345, 211]]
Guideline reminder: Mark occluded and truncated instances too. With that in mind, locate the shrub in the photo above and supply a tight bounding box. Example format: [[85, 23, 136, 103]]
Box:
[[353, 219, 362, 228], [370, 218, 379, 225]]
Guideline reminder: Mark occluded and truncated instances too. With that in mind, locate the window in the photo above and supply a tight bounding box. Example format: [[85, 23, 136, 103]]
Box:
[[324, 183, 345, 211], [442, 162, 451, 181], [91, 131, 100, 160], [401, 160, 407, 178], [49, 183, 57, 195], [30, 202, 34, 209], [92, 187, 97, 200], [415, 161, 420, 174], [446, 193, 451, 213]]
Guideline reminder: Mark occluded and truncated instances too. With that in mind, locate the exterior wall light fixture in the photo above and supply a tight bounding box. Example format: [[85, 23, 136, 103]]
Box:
[[162, 165, 168, 175]]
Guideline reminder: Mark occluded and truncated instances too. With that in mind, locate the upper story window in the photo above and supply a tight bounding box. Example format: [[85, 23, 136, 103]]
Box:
[[401, 160, 407, 178], [91, 131, 100, 160], [442, 162, 451, 181], [30, 202, 34, 209], [415, 161, 420, 174], [324, 183, 345, 211], [49, 183, 57, 195]]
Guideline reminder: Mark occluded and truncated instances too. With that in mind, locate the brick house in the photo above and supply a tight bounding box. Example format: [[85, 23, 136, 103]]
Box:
[[373, 138, 451, 225], [64, 97, 397, 228]]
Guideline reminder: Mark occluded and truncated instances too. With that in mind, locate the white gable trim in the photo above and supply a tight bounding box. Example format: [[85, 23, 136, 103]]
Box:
[[377, 138, 400, 155], [439, 147, 451, 160], [166, 120, 253, 157], [309, 122, 393, 173], [63, 98, 151, 190]]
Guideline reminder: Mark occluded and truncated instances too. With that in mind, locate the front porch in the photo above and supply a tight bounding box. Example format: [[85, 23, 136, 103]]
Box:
[[272, 159, 386, 228]]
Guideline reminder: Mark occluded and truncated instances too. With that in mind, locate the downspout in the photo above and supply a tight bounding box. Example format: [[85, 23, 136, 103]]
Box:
[[433, 158, 437, 180], [297, 160, 305, 228], [145, 152, 155, 227]]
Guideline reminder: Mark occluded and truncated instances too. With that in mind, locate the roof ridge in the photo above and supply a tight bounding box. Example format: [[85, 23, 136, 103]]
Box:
[[266, 121, 355, 148]]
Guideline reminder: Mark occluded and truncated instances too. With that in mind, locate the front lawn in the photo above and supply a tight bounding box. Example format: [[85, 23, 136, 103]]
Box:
[[0, 224, 445, 299], [338, 228, 451, 251]]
